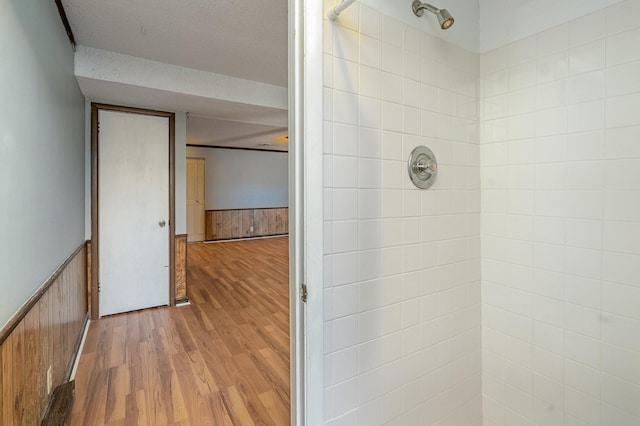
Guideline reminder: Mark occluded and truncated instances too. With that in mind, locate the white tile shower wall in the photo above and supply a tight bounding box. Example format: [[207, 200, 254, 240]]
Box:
[[323, 3, 482, 425], [480, 1, 640, 425]]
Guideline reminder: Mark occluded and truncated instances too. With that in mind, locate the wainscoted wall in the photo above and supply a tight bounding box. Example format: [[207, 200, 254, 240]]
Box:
[[86, 241, 93, 317], [175, 234, 187, 301], [205, 207, 289, 241], [0, 0, 85, 329], [0, 244, 88, 425]]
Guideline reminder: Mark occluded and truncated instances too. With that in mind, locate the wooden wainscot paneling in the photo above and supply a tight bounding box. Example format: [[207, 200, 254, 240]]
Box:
[[206, 210, 240, 240], [205, 207, 289, 241], [86, 241, 92, 318], [240, 210, 254, 238], [266, 209, 278, 235], [0, 243, 88, 426], [175, 234, 188, 302], [223, 210, 240, 239], [205, 210, 214, 241], [274, 207, 288, 234], [253, 209, 269, 236]]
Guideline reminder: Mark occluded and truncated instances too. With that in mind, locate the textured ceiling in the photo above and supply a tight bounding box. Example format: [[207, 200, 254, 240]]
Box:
[[62, 0, 288, 151], [187, 116, 288, 151], [61, 0, 288, 87]]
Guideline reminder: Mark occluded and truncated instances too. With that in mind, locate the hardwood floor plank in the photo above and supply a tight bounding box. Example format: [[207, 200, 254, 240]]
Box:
[[259, 390, 290, 426], [71, 237, 290, 424], [70, 352, 94, 416], [140, 354, 168, 426], [258, 348, 290, 388], [134, 390, 148, 426], [220, 386, 255, 426], [209, 392, 234, 426], [108, 325, 126, 368], [73, 368, 108, 426], [105, 364, 129, 423], [185, 350, 218, 394], [169, 367, 189, 425], [172, 351, 216, 426]]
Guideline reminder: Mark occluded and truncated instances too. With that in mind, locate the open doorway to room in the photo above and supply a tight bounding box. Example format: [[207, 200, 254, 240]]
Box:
[[60, 0, 307, 423], [183, 116, 291, 422]]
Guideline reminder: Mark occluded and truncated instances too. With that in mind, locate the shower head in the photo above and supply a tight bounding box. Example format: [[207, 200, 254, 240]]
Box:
[[412, 0, 455, 30]]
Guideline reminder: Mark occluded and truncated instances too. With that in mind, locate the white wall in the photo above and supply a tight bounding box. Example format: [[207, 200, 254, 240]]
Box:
[[358, 0, 481, 52], [336, 0, 628, 53], [0, 0, 85, 327], [480, 1, 640, 424], [322, 3, 482, 424], [479, 0, 625, 52], [185, 147, 288, 210]]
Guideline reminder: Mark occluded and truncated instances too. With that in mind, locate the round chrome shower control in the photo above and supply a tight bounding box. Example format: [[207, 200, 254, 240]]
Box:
[[412, 157, 437, 176], [408, 146, 437, 189]]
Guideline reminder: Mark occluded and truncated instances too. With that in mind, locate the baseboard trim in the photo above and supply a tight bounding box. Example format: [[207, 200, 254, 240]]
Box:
[[67, 314, 90, 382], [176, 297, 191, 306], [203, 234, 289, 244]]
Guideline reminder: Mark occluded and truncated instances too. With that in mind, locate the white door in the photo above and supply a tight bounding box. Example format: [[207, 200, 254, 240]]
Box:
[[98, 109, 170, 316], [186, 158, 205, 242]]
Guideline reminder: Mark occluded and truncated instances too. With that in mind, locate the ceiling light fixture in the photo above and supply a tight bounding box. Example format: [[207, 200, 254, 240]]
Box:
[[272, 134, 289, 144]]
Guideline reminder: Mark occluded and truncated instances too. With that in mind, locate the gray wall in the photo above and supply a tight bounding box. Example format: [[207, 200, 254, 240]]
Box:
[[186, 147, 288, 210], [0, 1, 86, 327]]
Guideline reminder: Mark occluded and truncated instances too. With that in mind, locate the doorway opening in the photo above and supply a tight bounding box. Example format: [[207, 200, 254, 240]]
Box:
[[71, 0, 319, 422], [183, 121, 291, 421]]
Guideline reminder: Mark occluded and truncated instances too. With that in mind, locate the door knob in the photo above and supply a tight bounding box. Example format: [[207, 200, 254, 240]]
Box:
[[159, 220, 166, 228]]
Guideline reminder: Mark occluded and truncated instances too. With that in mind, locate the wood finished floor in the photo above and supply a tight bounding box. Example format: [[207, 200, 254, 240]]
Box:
[[70, 237, 290, 425]]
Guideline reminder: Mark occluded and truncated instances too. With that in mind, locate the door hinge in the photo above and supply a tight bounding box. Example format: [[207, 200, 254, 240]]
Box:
[[301, 283, 308, 303]]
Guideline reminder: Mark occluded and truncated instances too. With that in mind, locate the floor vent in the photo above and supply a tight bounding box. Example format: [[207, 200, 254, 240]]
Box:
[[41, 381, 74, 426]]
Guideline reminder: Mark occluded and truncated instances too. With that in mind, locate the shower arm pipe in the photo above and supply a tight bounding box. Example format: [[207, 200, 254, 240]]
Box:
[[416, 3, 439, 14], [327, 0, 357, 21]]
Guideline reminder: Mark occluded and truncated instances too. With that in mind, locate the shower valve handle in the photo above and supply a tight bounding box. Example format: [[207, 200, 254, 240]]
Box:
[[413, 158, 437, 175], [408, 145, 437, 189]]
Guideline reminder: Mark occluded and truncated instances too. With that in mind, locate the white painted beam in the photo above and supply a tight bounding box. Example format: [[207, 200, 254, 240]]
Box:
[[74, 45, 287, 111]]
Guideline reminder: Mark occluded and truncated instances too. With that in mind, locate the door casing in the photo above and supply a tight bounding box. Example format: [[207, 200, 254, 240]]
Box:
[[90, 103, 176, 319], [289, 0, 324, 423]]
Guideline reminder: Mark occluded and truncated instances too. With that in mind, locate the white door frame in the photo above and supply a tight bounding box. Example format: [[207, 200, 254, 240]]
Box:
[[289, 0, 324, 424], [91, 103, 176, 320]]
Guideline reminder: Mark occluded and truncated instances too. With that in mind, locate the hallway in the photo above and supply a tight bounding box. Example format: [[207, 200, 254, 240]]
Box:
[[70, 237, 290, 425]]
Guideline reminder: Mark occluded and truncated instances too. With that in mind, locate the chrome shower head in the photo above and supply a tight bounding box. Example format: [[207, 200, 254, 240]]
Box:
[[412, 0, 455, 30]]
